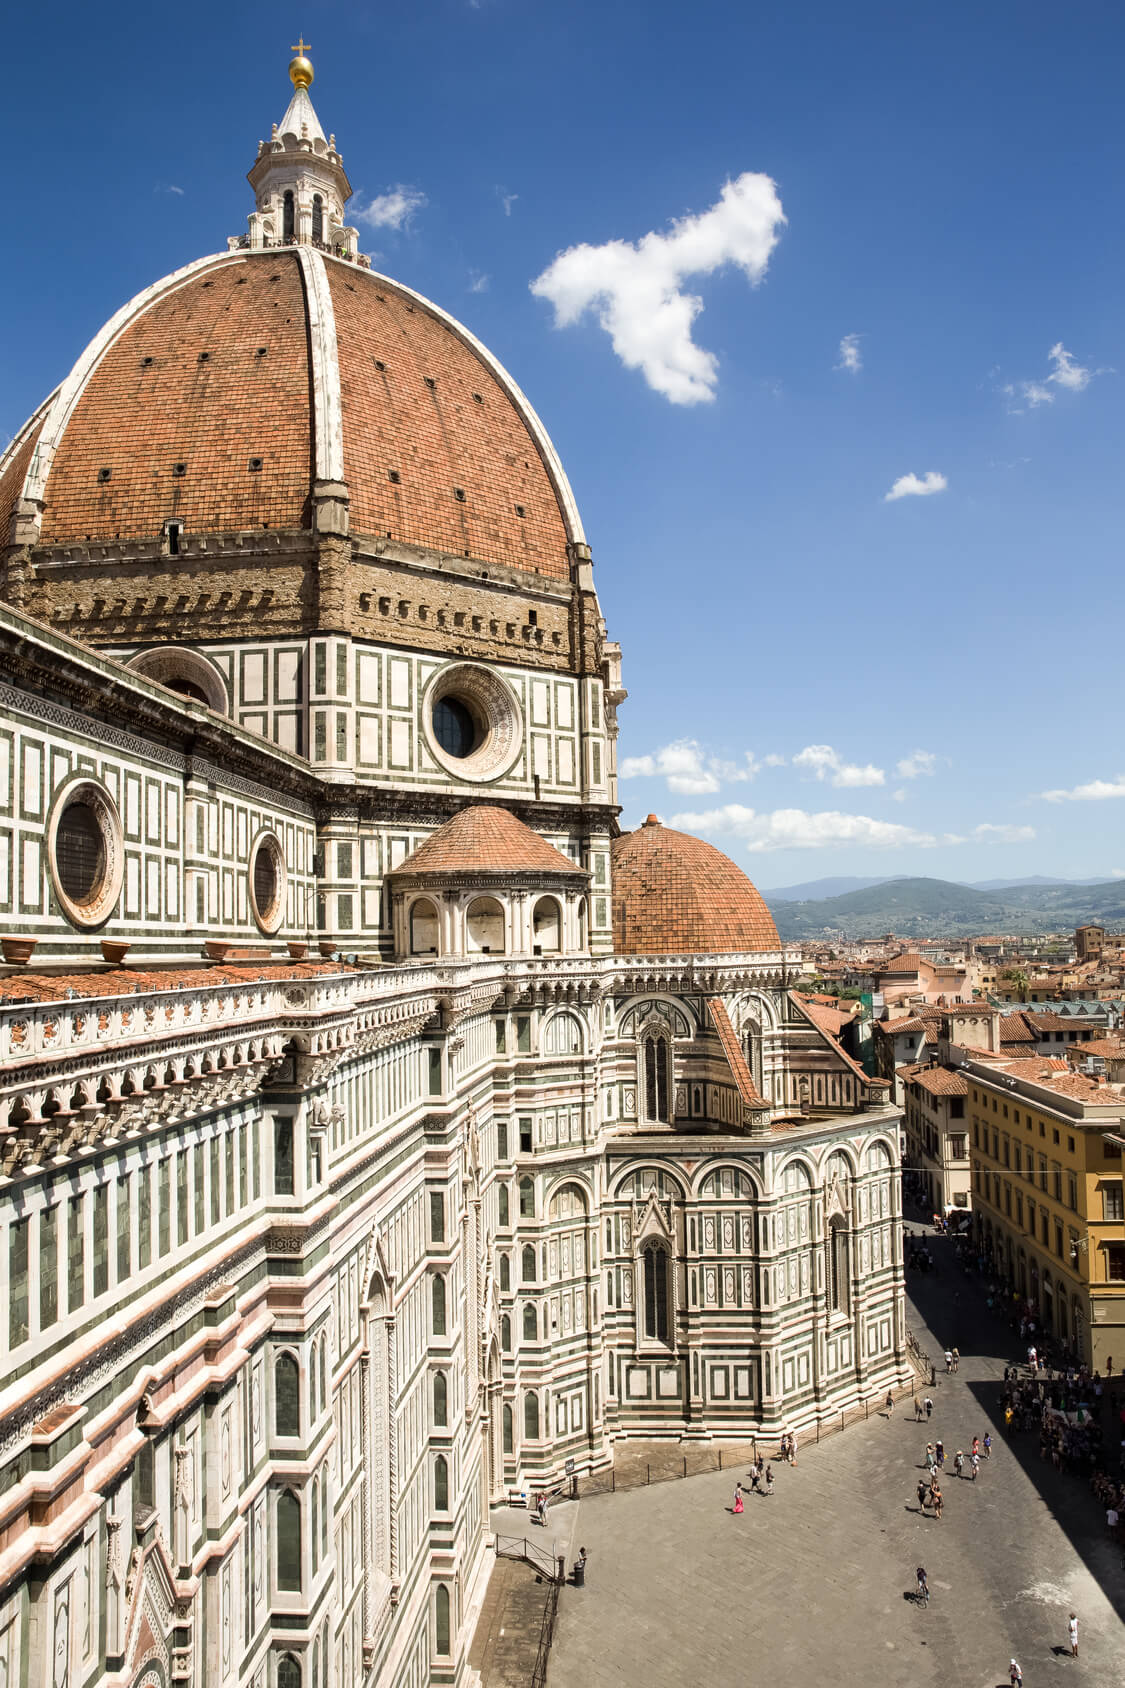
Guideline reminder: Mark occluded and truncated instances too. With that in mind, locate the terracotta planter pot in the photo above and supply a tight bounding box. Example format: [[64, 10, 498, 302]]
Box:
[[101, 940, 131, 965], [1, 937, 37, 966], [204, 941, 232, 962], [287, 942, 309, 961], [318, 941, 338, 958]]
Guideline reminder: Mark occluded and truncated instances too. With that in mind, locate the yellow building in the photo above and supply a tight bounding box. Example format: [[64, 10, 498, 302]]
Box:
[[963, 1052, 1125, 1370]]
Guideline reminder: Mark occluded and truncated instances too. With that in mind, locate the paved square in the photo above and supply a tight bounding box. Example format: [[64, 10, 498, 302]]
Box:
[[548, 1247, 1125, 1688]]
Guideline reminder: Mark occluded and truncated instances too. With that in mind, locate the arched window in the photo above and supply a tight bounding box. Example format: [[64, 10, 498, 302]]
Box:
[[643, 1034, 671, 1123], [503, 1402, 513, 1453], [276, 1490, 301, 1591], [410, 897, 439, 956], [435, 1585, 451, 1656], [434, 1454, 449, 1512], [275, 1353, 300, 1436], [433, 1372, 448, 1426], [278, 1654, 301, 1688], [499, 1253, 510, 1291], [466, 896, 506, 954], [312, 194, 324, 243], [310, 1477, 319, 1571], [521, 1245, 536, 1283], [522, 1303, 538, 1341], [321, 1622, 329, 1688], [283, 190, 295, 242], [523, 1390, 539, 1440], [501, 1314, 511, 1351], [432, 1274, 447, 1336], [320, 1476, 328, 1558], [519, 1177, 534, 1218], [311, 1640, 319, 1688], [642, 1242, 670, 1343], [309, 1355, 318, 1423], [498, 1185, 509, 1227], [318, 1338, 327, 1418], [532, 896, 561, 954], [828, 1217, 849, 1314]]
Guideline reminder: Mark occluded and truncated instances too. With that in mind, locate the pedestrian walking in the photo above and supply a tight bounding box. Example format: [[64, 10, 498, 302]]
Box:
[[951, 1346, 960, 1373], [971, 1435, 979, 1459], [970, 1452, 980, 1481], [930, 1481, 943, 1521], [925, 1443, 935, 1473], [914, 1397, 924, 1421], [764, 1465, 774, 1496], [1068, 1613, 1078, 1658], [733, 1483, 744, 1515], [983, 1433, 992, 1459], [924, 1395, 934, 1418], [790, 1430, 799, 1466], [1028, 1344, 1038, 1373], [944, 1349, 953, 1374], [1009, 1660, 1023, 1687], [935, 1439, 945, 1469], [916, 1478, 929, 1511], [749, 1464, 761, 1494], [885, 1390, 895, 1418], [953, 1450, 964, 1479]]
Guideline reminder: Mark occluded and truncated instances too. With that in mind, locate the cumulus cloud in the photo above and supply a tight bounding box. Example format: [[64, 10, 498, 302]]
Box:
[[667, 806, 1034, 853], [619, 739, 765, 796], [1039, 775, 1125, 802], [836, 333, 862, 373], [1047, 341, 1092, 392], [793, 745, 884, 789], [896, 749, 938, 779], [353, 185, 427, 231], [884, 471, 948, 502], [530, 172, 786, 404]]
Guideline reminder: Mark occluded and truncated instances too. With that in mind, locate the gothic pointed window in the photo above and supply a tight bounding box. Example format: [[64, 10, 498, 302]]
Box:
[[275, 1353, 300, 1436], [523, 1390, 539, 1440], [276, 1491, 301, 1591], [434, 1454, 449, 1512], [433, 1371, 447, 1426], [642, 1241, 670, 1343], [312, 194, 324, 243], [828, 1217, 849, 1313], [522, 1303, 537, 1341], [643, 1034, 671, 1123], [283, 191, 295, 242], [503, 1402, 513, 1453]]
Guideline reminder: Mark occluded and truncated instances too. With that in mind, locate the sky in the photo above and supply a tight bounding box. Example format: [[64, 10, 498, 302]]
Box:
[[3, 0, 1124, 891]]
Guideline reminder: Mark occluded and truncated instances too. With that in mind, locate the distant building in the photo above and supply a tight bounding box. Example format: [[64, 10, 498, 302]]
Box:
[[1076, 925, 1106, 965], [902, 1067, 971, 1218]]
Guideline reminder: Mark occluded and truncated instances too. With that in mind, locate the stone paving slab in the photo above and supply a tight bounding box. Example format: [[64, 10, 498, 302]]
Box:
[[549, 1236, 1125, 1688]]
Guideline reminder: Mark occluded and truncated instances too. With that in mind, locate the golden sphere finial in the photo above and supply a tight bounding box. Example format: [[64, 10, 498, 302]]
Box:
[[289, 37, 314, 89]]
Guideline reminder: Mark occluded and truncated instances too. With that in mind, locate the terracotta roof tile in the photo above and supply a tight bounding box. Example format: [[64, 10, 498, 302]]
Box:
[[0, 961, 352, 1006], [905, 1066, 969, 1097], [388, 805, 585, 878], [706, 998, 767, 1109], [611, 817, 780, 956]]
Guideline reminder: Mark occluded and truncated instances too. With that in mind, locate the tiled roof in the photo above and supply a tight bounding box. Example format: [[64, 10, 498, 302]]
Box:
[[876, 1016, 929, 1035], [389, 805, 586, 878], [611, 818, 780, 956], [1067, 1039, 1125, 1059], [878, 952, 924, 974], [789, 991, 871, 1083], [999, 1012, 1037, 1042], [792, 993, 854, 1036], [0, 961, 351, 1005], [1026, 1011, 1095, 1033], [706, 998, 767, 1109], [8, 250, 573, 578], [905, 1066, 969, 1098]]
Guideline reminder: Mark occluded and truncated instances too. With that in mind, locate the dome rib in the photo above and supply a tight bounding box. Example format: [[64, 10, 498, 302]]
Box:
[[611, 816, 780, 956]]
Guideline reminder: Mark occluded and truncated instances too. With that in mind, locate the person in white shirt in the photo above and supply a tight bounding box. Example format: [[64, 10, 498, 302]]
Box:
[[1068, 1613, 1079, 1658]]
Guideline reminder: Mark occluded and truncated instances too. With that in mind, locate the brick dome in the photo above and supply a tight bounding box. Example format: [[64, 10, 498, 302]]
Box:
[[0, 249, 583, 576], [612, 816, 781, 956]]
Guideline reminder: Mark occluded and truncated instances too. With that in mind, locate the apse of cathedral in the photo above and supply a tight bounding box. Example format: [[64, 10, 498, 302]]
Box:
[[0, 50, 907, 1688]]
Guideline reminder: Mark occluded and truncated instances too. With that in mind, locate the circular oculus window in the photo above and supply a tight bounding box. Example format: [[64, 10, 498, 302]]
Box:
[[422, 664, 523, 783], [249, 831, 287, 934], [48, 780, 124, 929]]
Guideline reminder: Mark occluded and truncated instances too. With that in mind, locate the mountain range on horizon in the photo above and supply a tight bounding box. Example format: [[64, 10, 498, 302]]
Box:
[[761, 875, 1125, 942], [762, 873, 1118, 902]]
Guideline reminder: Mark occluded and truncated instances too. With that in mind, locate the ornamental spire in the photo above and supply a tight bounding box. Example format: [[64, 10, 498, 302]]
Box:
[[230, 50, 362, 261]]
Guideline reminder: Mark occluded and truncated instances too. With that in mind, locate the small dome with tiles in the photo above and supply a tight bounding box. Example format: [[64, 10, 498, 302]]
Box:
[[611, 815, 781, 956]]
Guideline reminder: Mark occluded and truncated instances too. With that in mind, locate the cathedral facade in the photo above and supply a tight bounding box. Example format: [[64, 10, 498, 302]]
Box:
[[0, 53, 907, 1688]]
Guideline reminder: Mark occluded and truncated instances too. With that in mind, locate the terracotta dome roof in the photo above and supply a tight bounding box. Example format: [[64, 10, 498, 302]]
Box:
[[611, 816, 780, 955], [0, 248, 582, 576], [389, 805, 587, 879]]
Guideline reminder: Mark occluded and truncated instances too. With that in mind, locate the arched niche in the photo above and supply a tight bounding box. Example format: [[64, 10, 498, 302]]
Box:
[[532, 896, 562, 954], [409, 896, 439, 957], [466, 896, 506, 954], [126, 645, 229, 714]]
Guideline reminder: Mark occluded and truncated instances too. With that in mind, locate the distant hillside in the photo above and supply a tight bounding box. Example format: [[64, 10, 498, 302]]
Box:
[[766, 876, 1125, 940], [761, 875, 892, 902]]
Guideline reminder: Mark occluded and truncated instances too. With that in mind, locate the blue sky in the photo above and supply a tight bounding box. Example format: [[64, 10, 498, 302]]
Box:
[[4, 0, 1123, 889]]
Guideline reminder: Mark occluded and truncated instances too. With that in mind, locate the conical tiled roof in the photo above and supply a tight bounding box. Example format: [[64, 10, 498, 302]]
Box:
[[390, 806, 587, 878]]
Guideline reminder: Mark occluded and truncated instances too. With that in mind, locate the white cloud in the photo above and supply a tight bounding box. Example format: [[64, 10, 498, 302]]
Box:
[[1039, 775, 1125, 803], [469, 270, 490, 293], [836, 333, 862, 373], [896, 749, 938, 779], [530, 172, 786, 405], [884, 471, 948, 502], [762, 753, 787, 768], [892, 788, 908, 803], [1047, 341, 1091, 392], [619, 739, 764, 796], [971, 823, 1036, 844], [667, 806, 1034, 853], [1111, 869, 1125, 879], [793, 745, 884, 788], [155, 182, 184, 196], [497, 188, 518, 217], [353, 185, 427, 231]]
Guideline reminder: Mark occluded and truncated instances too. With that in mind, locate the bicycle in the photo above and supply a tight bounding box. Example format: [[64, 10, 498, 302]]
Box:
[[915, 1570, 930, 1606]]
